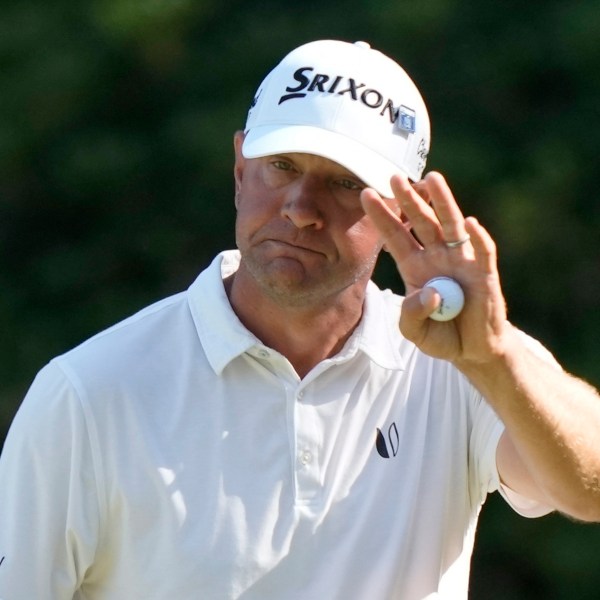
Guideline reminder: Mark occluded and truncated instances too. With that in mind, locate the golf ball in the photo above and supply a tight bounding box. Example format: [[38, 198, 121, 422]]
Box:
[[424, 276, 465, 321]]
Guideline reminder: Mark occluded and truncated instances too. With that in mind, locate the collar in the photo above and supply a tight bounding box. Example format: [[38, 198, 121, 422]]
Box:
[[188, 250, 406, 375], [349, 281, 406, 371]]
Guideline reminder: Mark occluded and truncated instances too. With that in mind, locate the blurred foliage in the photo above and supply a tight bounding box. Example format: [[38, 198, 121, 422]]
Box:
[[1, 0, 599, 597]]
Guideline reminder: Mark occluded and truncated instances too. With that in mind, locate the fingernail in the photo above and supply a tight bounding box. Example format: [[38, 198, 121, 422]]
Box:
[[420, 286, 436, 306]]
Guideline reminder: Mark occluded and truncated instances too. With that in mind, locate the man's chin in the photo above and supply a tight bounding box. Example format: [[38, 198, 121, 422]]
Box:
[[248, 264, 332, 308]]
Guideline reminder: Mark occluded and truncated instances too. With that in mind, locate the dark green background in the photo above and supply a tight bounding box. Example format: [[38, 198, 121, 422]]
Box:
[[1, 1, 599, 597]]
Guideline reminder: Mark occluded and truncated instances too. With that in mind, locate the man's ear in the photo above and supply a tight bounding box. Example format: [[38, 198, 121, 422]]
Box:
[[233, 131, 246, 206]]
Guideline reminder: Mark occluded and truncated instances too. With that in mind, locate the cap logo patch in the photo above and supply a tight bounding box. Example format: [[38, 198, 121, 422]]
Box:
[[398, 105, 416, 133]]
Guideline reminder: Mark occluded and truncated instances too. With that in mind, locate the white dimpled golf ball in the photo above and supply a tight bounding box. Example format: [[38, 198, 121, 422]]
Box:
[[425, 276, 465, 321]]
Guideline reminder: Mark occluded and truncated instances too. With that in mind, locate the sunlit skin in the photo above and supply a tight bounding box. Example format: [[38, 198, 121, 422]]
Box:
[[227, 131, 385, 375]]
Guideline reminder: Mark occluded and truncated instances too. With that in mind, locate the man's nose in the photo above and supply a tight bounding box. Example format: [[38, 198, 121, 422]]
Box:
[[280, 177, 325, 230]]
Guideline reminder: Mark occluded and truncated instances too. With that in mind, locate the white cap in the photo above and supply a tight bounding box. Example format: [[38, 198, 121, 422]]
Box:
[[242, 40, 430, 198]]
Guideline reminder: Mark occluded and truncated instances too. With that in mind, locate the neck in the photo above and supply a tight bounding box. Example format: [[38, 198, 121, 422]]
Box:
[[224, 269, 367, 378]]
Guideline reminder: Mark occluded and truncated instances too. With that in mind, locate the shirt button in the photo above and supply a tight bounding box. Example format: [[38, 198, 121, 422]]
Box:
[[300, 451, 313, 465], [257, 349, 269, 358]]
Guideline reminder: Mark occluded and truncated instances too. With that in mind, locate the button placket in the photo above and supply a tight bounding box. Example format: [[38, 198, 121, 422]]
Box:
[[293, 386, 321, 505]]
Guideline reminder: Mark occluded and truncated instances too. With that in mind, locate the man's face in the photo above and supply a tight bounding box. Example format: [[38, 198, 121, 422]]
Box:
[[232, 132, 384, 309]]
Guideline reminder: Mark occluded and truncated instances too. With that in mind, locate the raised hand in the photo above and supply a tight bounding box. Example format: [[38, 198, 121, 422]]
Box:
[[361, 171, 509, 364]]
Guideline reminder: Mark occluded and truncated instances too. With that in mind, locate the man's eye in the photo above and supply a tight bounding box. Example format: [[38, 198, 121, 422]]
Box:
[[272, 160, 294, 171], [338, 179, 362, 191]]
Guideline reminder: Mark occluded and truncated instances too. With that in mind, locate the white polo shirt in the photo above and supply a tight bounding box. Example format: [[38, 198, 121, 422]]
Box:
[[0, 250, 550, 600]]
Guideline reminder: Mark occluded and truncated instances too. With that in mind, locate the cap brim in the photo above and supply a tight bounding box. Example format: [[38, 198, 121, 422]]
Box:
[[242, 125, 407, 198]]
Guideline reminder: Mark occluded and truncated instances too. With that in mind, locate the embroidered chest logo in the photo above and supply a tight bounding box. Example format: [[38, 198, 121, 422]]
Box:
[[375, 422, 399, 459]]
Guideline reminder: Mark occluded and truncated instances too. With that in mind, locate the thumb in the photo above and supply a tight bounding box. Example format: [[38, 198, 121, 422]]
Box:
[[404, 286, 441, 318], [399, 287, 440, 340]]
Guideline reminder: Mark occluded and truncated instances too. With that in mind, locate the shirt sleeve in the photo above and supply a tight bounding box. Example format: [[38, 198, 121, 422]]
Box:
[[0, 360, 104, 599], [497, 482, 554, 518], [469, 389, 506, 502], [468, 330, 556, 519], [470, 395, 553, 517]]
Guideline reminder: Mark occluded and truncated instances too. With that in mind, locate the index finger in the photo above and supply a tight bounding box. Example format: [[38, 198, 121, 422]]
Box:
[[391, 174, 443, 248], [360, 187, 419, 255]]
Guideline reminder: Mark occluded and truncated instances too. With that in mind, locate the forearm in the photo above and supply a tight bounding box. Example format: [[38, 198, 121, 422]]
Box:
[[456, 324, 600, 521]]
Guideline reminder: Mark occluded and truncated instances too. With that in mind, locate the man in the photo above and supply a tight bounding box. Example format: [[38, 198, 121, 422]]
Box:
[[1, 39, 599, 599]]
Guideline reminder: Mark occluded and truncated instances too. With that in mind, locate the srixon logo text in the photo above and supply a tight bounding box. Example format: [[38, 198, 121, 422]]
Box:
[[279, 66, 402, 124]]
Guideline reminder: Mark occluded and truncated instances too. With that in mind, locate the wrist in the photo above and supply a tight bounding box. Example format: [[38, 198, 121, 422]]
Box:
[[453, 321, 524, 390]]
